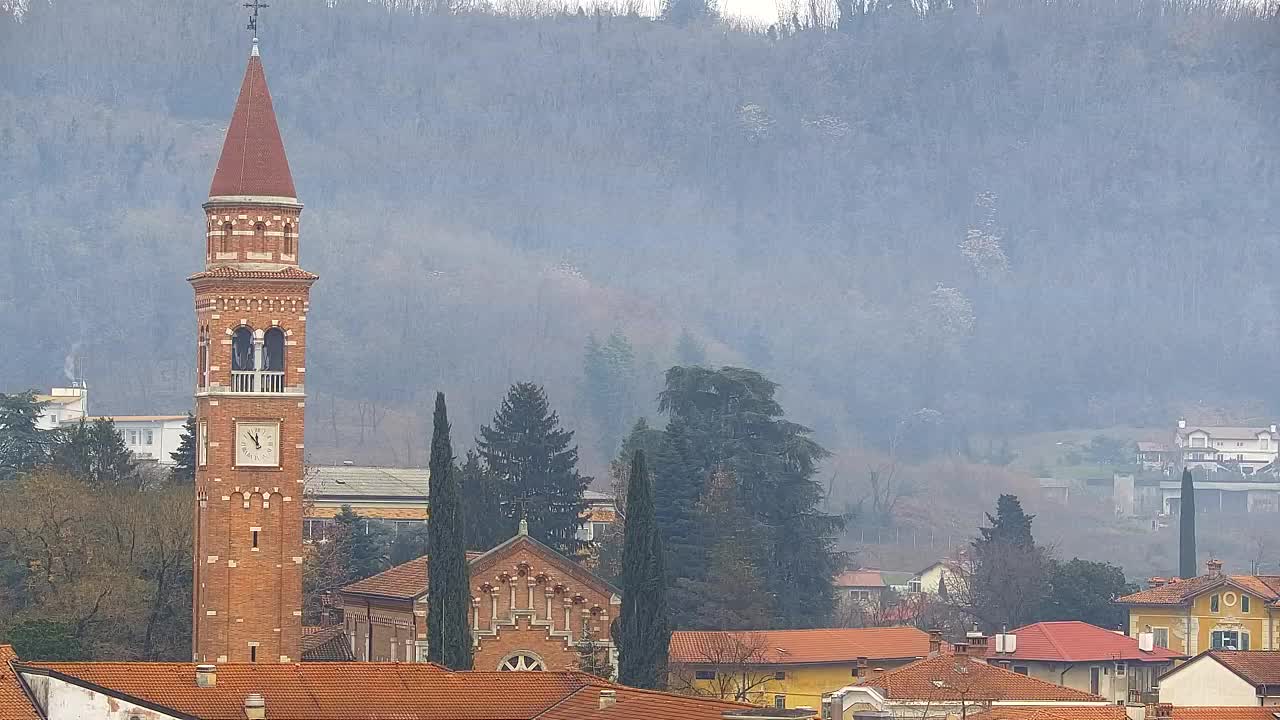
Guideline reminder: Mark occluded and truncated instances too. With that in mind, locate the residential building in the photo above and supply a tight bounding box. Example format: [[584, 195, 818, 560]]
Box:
[[31, 386, 88, 430], [833, 568, 892, 605], [824, 649, 1121, 719], [1118, 560, 1280, 655], [984, 621, 1184, 704], [74, 415, 188, 464], [1137, 441, 1173, 473], [338, 521, 619, 671], [1158, 650, 1280, 707], [1174, 420, 1280, 475], [4, 645, 776, 720], [668, 626, 942, 710], [913, 556, 967, 596]]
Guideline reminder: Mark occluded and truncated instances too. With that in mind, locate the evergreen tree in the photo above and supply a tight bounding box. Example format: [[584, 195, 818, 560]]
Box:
[[331, 505, 391, 581], [0, 391, 51, 481], [427, 392, 473, 670], [616, 450, 669, 689], [657, 366, 844, 628], [460, 450, 511, 551], [1042, 558, 1136, 628], [651, 418, 708, 627], [967, 494, 1051, 631], [690, 468, 771, 629], [477, 382, 589, 557], [169, 413, 197, 483], [1179, 468, 1197, 579], [50, 418, 140, 489]]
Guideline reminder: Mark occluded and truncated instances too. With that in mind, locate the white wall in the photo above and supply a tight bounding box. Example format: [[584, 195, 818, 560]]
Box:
[[1159, 655, 1260, 707], [20, 672, 184, 720]]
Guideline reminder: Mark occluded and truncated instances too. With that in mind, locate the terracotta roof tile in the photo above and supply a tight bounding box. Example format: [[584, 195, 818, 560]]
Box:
[[1171, 709, 1280, 720], [1117, 574, 1280, 606], [986, 621, 1184, 663], [300, 626, 354, 662], [16, 662, 746, 720], [858, 655, 1105, 702], [975, 706, 1128, 720], [834, 569, 886, 588], [188, 265, 318, 281], [1203, 650, 1280, 686], [670, 627, 933, 666], [0, 647, 39, 720], [209, 52, 296, 199]]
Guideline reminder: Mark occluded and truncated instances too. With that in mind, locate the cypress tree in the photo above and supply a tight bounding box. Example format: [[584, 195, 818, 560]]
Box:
[[427, 392, 473, 669], [1179, 468, 1197, 579], [616, 450, 669, 689]]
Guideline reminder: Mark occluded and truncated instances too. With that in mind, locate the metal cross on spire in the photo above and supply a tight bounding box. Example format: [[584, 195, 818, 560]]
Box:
[[244, 0, 269, 44]]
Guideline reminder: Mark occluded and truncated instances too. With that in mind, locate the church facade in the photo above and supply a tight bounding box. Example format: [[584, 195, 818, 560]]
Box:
[[338, 527, 620, 673], [190, 41, 314, 663]]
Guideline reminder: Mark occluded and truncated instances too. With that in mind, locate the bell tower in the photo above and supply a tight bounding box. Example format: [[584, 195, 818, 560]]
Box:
[[190, 37, 314, 663]]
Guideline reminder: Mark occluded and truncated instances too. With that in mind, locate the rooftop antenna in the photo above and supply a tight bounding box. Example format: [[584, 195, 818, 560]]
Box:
[[244, 0, 268, 55]]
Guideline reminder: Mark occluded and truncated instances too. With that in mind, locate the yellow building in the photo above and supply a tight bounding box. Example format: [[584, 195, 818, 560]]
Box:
[[668, 627, 941, 710], [1118, 559, 1280, 655]]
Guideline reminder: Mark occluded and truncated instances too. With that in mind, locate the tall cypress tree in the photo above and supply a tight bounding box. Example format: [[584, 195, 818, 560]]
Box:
[[616, 450, 669, 689], [427, 392, 473, 670], [477, 382, 589, 557], [1179, 468, 1197, 579]]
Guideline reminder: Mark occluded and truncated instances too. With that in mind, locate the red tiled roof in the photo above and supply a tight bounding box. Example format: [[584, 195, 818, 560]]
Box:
[[0, 647, 39, 720], [1171, 709, 1280, 720], [975, 707, 1127, 720], [986, 621, 1184, 663], [859, 655, 1106, 702], [669, 627, 933, 666], [300, 626, 354, 662], [16, 662, 747, 720], [188, 265, 318, 281], [209, 51, 296, 199], [1117, 574, 1280, 606], [1200, 650, 1280, 686], [834, 569, 885, 588]]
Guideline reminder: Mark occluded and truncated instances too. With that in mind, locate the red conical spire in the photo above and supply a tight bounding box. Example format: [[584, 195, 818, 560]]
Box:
[[209, 45, 296, 200]]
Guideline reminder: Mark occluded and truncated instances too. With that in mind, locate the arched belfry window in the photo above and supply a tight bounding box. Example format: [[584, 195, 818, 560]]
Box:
[[231, 326, 255, 392], [262, 328, 285, 371]]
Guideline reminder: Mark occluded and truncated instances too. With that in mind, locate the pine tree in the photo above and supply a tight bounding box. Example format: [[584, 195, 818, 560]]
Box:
[[616, 450, 669, 689], [460, 450, 510, 551], [427, 392, 473, 670], [477, 382, 589, 557], [331, 505, 391, 581], [0, 391, 52, 481], [50, 418, 139, 489], [1179, 468, 1197, 579], [170, 413, 197, 483], [967, 493, 1051, 631]]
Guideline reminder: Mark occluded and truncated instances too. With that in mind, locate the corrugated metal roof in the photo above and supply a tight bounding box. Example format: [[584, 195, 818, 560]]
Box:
[[306, 465, 429, 499]]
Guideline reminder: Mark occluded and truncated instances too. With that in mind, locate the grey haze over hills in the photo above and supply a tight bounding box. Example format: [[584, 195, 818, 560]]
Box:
[[1, 0, 1278, 478]]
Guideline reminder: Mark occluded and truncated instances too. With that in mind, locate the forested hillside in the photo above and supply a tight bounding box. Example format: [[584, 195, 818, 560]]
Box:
[[2, 0, 1278, 472]]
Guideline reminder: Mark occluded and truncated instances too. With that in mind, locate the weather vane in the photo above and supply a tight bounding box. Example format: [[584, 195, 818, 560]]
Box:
[[244, 0, 269, 38]]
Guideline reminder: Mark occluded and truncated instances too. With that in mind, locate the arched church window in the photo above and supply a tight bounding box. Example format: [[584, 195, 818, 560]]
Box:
[[221, 222, 233, 253], [262, 328, 286, 371], [198, 328, 209, 389], [283, 223, 294, 256], [498, 652, 546, 672], [253, 222, 266, 253]]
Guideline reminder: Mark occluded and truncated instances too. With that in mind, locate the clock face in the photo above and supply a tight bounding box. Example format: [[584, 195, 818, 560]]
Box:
[[235, 421, 280, 467]]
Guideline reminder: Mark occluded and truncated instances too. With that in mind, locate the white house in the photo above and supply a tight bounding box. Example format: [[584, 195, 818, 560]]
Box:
[[1175, 420, 1279, 475], [1158, 650, 1280, 707], [72, 415, 188, 465], [33, 386, 89, 430]]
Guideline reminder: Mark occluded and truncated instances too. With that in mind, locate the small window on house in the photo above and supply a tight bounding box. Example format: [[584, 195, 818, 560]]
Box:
[[1116, 662, 1127, 676], [774, 671, 786, 680], [1152, 628, 1169, 649], [773, 695, 786, 710], [1243, 595, 1251, 613], [128, 430, 139, 445], [1013, 666, 1029, 675], [694, 670, 716, 681], [1211, 594, 1220, 613], [144, 430, 154, 445], [250, 646, 257, 663], [252, 530, 259, 550], [851, 667, 860, 677]]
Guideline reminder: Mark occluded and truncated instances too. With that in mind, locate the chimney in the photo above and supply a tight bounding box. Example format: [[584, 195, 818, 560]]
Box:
[[244, 693, 266, 720], [954, 641, 969, 656], [1206, 559, 1223, 578], [857, 656, 869, 670], [928, 629, 943, 656], [598, 689, 617, 709], [195, 664, 217, 688], [1138, 632, 1155, 653], [1153, 703, 1173, 719], [1148, 577, 1166, 589], [1270, 424, 1277, 434]]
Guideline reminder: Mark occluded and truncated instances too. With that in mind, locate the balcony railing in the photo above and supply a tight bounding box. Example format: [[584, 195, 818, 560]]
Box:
[[230, 370, 286, 393]]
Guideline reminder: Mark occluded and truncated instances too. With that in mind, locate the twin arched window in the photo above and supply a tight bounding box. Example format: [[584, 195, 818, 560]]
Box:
[[230, 326, 287, 392]]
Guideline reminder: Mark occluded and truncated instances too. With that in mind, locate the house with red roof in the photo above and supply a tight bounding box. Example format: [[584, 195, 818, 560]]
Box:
[[1, 645, 813, 720], [668, 626, 944, 710], [824, 650, 1122, 719], [1158, 650, 1280, 707], [984, 621, 1184, 705]]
